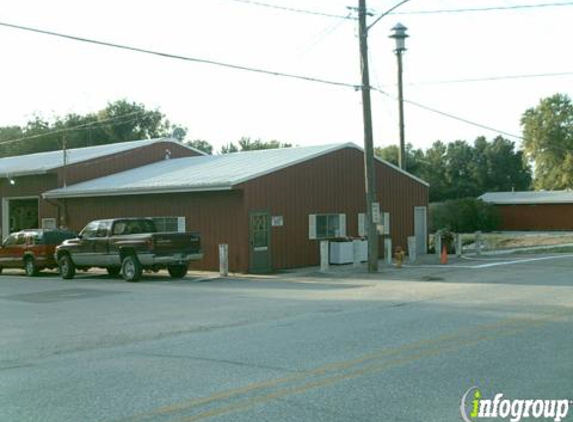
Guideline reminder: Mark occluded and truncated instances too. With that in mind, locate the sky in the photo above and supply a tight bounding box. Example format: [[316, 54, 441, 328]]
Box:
[[0, 0, 572, 153]]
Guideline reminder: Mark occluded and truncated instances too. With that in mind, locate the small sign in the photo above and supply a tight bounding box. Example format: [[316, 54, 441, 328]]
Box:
[[372, 203, 381, 224], [272, 216, 284, 227]]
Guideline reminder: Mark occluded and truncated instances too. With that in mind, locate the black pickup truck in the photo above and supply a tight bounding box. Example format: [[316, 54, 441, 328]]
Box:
[[55, 218, 203, 281]]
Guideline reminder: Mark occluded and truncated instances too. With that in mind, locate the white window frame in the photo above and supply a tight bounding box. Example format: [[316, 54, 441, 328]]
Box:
[[359, 211, 390, 236], [308, 213, 346, 240], [150, 216, 186, 233]]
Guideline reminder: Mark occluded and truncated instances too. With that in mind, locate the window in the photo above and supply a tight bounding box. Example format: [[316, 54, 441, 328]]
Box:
[[151, 217, 185, 233], [96, 221, 112, 237], [80, 222, 99, 238], [41, 218, 57, 230], [3, 235, 17, 247], [358, 212, 390, 236], [15, 233, 26, 245], [308, 214, 346, 239]]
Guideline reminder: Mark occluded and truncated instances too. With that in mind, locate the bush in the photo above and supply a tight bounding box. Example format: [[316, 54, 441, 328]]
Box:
[[429, 198, 500, 233]]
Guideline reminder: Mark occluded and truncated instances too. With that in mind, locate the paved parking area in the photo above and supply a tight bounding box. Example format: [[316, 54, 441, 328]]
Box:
[[1, 254, 572, 422]]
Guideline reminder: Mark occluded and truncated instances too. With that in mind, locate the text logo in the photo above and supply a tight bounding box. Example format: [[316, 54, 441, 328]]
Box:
[[461, 387, 571, 422]]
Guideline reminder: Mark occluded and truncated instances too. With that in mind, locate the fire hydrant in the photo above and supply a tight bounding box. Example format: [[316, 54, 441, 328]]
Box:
[[394, 246, 405, 268]]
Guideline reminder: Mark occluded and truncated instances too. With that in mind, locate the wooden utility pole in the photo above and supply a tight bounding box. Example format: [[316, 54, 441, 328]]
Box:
[[358, 0, 378, 272], [62, 135, 68, 188]]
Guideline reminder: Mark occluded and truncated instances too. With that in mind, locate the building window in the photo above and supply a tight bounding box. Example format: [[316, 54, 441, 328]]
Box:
[[358, 211, 390, 236], [309, 214, 346, 239], [151, 217, 186, 233]]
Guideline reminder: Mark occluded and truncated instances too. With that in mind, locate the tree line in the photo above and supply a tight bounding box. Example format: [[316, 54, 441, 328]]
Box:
[[1, 94, 571, 203]]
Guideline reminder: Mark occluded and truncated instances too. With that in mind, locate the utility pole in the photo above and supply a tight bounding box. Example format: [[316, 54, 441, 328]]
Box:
[[358, 0, 378, 272], [62, 135, 68, 188]]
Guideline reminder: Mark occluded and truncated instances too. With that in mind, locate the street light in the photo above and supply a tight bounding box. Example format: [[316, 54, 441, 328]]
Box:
[[389, 23, 409, 170]]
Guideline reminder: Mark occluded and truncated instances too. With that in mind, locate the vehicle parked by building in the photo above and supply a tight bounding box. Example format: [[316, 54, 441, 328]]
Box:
[[55, 218, 203, 282], [0, 229, 77, 276]]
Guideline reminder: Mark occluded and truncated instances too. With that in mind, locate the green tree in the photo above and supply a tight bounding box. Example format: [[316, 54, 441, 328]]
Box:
[[186, 139, 213, 155], [375, 143, 425, 176], [220, 137, 292, 154], [0, 99, 179, 158], [521, 93, 573, 189], [419, 140, 448, 202]]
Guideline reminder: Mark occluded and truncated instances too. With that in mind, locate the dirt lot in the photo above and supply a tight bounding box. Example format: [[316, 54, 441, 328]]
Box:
[[458, 232, 573, 252]]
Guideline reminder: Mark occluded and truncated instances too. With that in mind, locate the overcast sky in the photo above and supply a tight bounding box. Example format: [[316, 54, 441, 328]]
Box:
[[0, 0, 572, 153]]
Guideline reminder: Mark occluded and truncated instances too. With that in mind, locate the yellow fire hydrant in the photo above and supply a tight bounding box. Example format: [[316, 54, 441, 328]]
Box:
[[394, 246, 405, 268]]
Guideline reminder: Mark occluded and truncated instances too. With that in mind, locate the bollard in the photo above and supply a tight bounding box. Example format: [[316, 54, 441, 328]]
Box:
[[384, 238, 392, 265], [352, 240, 361, 268], [455, 233, 463, 257], [475, 231, 482, 256], [320, 240, 329, 272], [407, 236, 416, 263], [219, 244, 228, 277], [435, 230, 442, 260]]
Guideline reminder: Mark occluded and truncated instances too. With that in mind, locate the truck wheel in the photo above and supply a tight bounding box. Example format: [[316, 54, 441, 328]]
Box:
[[59, 255, 76, 280], [107, 267, 121, 277], [24, 257, 40, 277], [121, 255, 142, 282], [168, 264, 188, 279]]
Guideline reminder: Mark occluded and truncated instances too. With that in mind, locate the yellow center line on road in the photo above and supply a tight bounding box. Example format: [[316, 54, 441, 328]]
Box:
[[170, 317, 559, 422], [118, 309, 570, 422]]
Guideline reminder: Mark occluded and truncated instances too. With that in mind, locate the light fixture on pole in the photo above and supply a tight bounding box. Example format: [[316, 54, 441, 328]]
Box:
[[389, 23, 408, 170]]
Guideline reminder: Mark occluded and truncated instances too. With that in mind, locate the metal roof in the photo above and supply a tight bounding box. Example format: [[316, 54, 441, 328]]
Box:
[[0, 138, 196, 178], [480, 190, 573, 205], [43, 143, 429, 199]]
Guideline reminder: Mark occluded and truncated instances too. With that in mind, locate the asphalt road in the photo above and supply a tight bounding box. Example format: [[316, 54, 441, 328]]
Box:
[[1, 255, 572, 422]]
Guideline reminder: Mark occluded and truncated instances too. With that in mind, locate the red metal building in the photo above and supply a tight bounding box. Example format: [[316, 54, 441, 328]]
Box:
[[2, 140, 429, 272], [480, 191, 573, 231], [0, 138, 202, 237]]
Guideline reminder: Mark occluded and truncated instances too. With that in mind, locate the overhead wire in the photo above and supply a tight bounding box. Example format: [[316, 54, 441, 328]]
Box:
[[384, 1, 573, 15], [0, 21, 359, 92], [408, 71, 573, 86], [0, 110, 150, 147], [218, 0, 355, 19], [371, 86, 524, 139], [0, 14, 527, 145]]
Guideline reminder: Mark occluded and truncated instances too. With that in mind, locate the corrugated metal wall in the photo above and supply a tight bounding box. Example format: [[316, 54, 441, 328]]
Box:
[[64, 191, 247, 271], [241, 147, 429, 270], [497, 204, 573, 230]]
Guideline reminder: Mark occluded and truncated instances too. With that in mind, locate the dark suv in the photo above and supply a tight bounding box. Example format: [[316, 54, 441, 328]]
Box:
[[0, 229, 76, 276]]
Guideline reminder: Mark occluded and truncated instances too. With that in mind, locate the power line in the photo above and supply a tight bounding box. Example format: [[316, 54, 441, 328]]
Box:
[[299, 12, 353, 56], [368, 0, 412, 31], [0, 21, 526, 143], [0, 111, 148, 147], [385, 1, 573, 15], [218, 0, 355, 19], [408, 71, 573, 86], [371, 86, 524, 140], [0, 21, 359, 91]]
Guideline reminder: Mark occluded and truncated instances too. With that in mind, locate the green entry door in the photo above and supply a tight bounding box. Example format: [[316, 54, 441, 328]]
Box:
[[249, 211, 271, 273]]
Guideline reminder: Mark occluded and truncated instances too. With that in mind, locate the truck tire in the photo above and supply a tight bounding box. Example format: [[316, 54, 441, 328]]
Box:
[[121, 255, 142, 282], [167, 264, 188, 279], [59, 255, 76, 280], [24, 257, 40, 277]]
